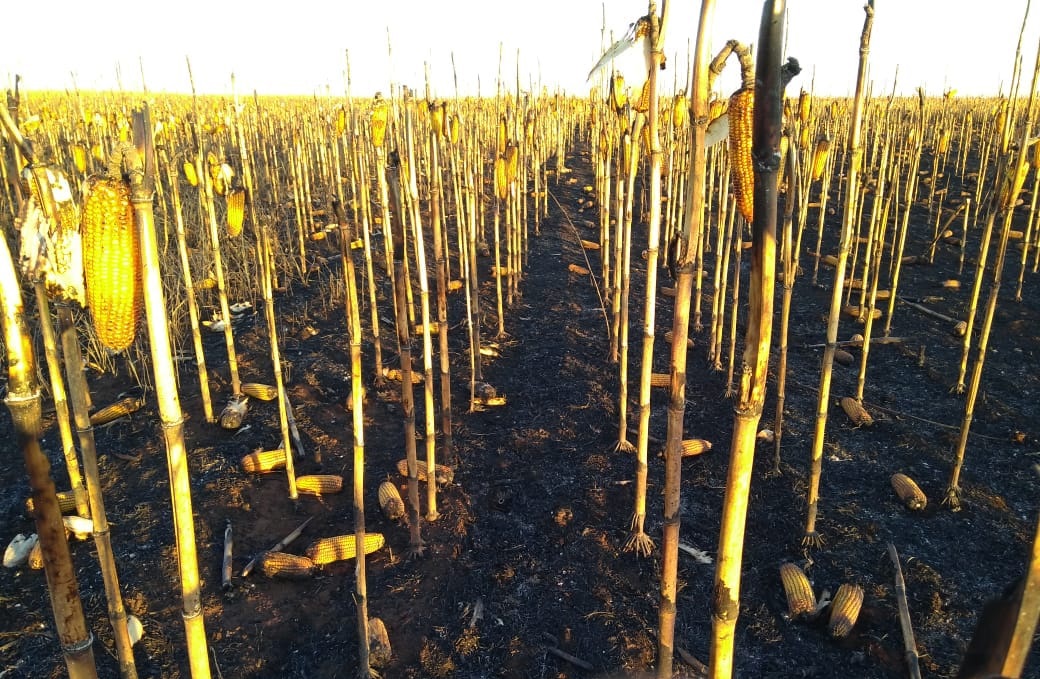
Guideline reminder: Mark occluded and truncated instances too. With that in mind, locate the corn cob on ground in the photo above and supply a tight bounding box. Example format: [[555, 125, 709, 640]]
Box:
[[305, 533, 385, 566], [828, 583, 864, 638], [378, 481, 406, 520], [780, 562, 816, 619], [259, 551, 315, 579], [396, 459, 454, 485], [891, 473, 927, 510], [240, 449, 287, 474], [295, 475, 344, 496]]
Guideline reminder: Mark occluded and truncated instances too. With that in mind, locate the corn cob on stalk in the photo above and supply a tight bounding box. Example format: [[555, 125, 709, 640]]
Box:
[[305, 533, 385, 566], [241, 383, 279, 401], [728, 87, 754, 223], [26, 490, 78, 517], [378, 481, 405, 520], [240, 448, 287, 474], [259, 551, 315, 579], [71, 143, 88, 174], [295, 474, 344, 496], [798, 89, 811, 124], [371, 97, 389, 148], [610, 74, 628, 113], [494, 157, 508, 200], [89, 396, 144, 426], [780, 562, 816, 618], [841, 396, 873, 427], [396, 459, 453, 485], [811, 137, 830, 182], [891, 473, 927, 510], [81, 176, 142, 352], [183, 161, 198, 186], [828, 583, 864, 638], [226, 189, 245, 237]]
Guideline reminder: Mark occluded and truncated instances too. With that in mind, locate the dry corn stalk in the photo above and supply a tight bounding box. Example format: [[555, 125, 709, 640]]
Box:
[[240, 448, 287, 474], [81, 176, 142, 352], [89, 396, 144, 426], [378, 481, 405, 520], [295, 475, 344, 496], [259, 551, 315, 579], [891, 473, 927, 510], [780, 562, 816, 619], [841, 396, 873, 427], [396, 458, 453, 485], [829, 583, 864, 638], [728, 87, 754, 223], [304, 533, 385, 566]]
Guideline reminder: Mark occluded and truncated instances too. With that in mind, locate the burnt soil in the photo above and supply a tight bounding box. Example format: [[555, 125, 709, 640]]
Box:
[[2, 141, 1040, 679]]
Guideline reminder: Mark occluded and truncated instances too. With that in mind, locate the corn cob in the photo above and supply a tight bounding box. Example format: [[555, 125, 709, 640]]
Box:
[[811, 137, 830, 182], [89, 396, 143, 426], [505, 142, 519, 184], [821, 253, 839, 267], [779, 562, 816, 619], [226, 189, 245, 237], [448, 279, 464, 292], [220, 396, 249, 430], [81, 177, 142, 352], [27, 539, 44, 570], [798, 89, 811, 124], [295, 475, 344, 496], [450, 115, 461, 145], [1032, 137, 1040, 170], [497, 117, 507, 155], [241, 383, 279, 401], [936, 129, 951, 155], [412, 321, 440, 336], [473, 394, 507, 407], [663, 330, 694, 348], [650, 372, 671, 388], [580, 239, 600, 250], [182, 160, 198, 186], [633, 79, 652, 115], [378, 481, 405, 521], [371, 98, 389, 148], [834, 349, 855, 366], [709, 97, 728, 121], [891, 473, 927, 510], [196, 276, 217, 290], [728, 87, 754, 223], [381, 367, 423, 383], [305, 533, 385, 566], [841, 304, 881, 321], [610, 74, 628, 113], [26, 490, 78, 517], [778, 134, 790, 187], [680, 439, 712, 457], [430, 100, 445, 136], [799, 125, 811, 150], [72, 144, 88, 174], [1000, 160, 1030, 210], [841, 397, 873, 427], [396, 459, 454, 485], [828, 583, 864, 638], [672, 94, 688, 128], [494, 157, 508, 200], [240, 448, 287, 474], [335, 107, 347, 135], [259, 551, 315, 579], [368, 617, 392, 669], [568, 264, 590, 275]]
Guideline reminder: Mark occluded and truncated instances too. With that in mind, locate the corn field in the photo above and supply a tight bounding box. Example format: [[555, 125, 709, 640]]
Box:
[[1, 2, 1040, 678]]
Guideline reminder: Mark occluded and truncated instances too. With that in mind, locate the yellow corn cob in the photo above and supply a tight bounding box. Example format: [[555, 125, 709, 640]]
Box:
[[798, 89, 811, 124], [779, 562, 816, 619], [381, 367, 423, 384], [841, 304, 881, 321], [72, 144, 88, 174], [680, 439, 712, 457], [800, 125, 811, 151], [728, 87, 754, 223], [650, 372, 671, 388], [448, 279, 463, 292], [28, 540, 44, 570], [633, 79, 652, 115], [611, 74, 628, 113], [430, 101, 445, 136], [891, 473, 927, 510], [1000, 160, 1030, 210], [241, 383, 279, 401], [473, 394, 507, 407], [89, 396, 144, 426], [1032, 138, 1040, 170], [396, 459, 454, 485], [490, 266, 513, 276], [778, 134, 790, 187], [568, 264, 590, 275], [663, 330, 693, 348], [378, 481, 405, 520], [183, 161, 198, 187], [240, 448, 287, 474], [81, 177, 142, 352], [335, 107, 347, 135], [371, 98, 389, 148], [840, 397, 873, 427], [196, 276, 217, 290], [494, 157, 508, 200], [936, 129, 951, 155], [811, 137, 830, 182], [497, 117, 507, 156], [580, 239, 600, 250], [259, 551, 315, 579], [829, 583, 864, 638], [450, 115, 461, 145], [226, 189, 245, 237], [295, 475, 344, 496], [305, 533, 385, 566], [673, 94, 688, 128], [26, 490, 78, 517], [709, 97, 728, 121]]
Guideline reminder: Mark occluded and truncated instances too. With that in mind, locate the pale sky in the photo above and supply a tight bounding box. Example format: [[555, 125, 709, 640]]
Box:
[[2, 1, 1038, 99]]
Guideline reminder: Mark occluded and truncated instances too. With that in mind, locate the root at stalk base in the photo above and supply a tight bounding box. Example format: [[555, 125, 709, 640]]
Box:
[[615, 439, 636, 454], [801, 531, 825, 548], [623, 531, 655, 558], [942, 485, 962, 511]]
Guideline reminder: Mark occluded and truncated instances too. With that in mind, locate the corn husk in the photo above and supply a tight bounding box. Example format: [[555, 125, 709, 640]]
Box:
[[4, 534, 38, 568]]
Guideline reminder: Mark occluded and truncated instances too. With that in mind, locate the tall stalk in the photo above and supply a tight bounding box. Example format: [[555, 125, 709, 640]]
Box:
[[657, 0, 711, 674], [0, 206, 97, 679], [803, 1, 873, 546], [129, 106, 211, 678], [709, 3, 788, 675]]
